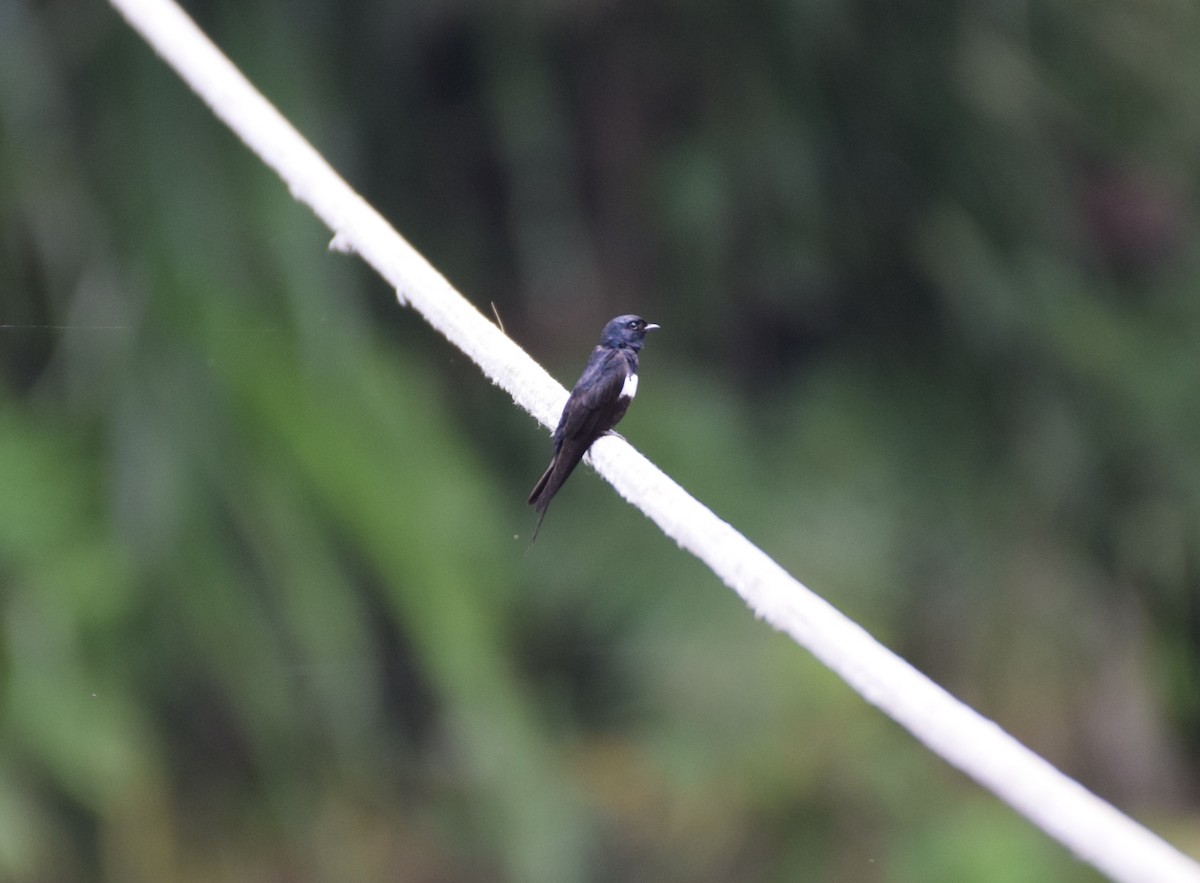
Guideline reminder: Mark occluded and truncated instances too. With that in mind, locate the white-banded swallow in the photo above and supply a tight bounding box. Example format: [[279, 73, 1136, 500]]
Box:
[[528, 315, 660, 539]]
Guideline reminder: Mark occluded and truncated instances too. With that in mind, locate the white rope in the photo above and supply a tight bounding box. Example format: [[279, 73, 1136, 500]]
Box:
[[105, 1, 1200, 880]]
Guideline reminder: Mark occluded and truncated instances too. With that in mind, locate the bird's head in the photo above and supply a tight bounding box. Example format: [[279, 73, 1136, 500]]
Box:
[[601, 315, 660, 351]]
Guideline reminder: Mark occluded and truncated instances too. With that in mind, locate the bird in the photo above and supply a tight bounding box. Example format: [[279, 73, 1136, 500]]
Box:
[[528, 314, 660, 539]]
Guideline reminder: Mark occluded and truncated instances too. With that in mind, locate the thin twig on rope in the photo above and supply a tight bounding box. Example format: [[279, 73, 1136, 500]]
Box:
[[104, 1, 1200, 880]]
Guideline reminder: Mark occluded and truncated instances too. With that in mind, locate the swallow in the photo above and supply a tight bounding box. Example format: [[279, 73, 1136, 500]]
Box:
[[528, 315, 660, 539]]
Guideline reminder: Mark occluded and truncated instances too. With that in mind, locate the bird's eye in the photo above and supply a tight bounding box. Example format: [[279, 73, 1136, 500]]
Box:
[[627, 320, 638, 329]]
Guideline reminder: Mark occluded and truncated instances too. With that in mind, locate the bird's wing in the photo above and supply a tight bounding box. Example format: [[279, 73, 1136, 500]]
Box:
[[558, 348, 631, 442]]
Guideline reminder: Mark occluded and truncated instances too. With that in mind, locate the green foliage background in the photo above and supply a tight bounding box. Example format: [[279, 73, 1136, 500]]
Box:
[[2, 0, 1199, 880]]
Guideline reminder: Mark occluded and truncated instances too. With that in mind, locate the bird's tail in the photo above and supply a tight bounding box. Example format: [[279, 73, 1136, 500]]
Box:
[[527, 451, 585, 541], [529, 508, 549, 543], [528, 459, 556, 509], [527, 460, 555, 542], [527, 457, 558, 542]]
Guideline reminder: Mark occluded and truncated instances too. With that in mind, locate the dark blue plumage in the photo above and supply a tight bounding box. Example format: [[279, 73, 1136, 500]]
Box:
[[528, 315, 660, 538]]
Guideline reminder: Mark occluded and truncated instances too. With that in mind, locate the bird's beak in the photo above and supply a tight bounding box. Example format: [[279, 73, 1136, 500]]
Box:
[[645, 323, 661, 332]]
